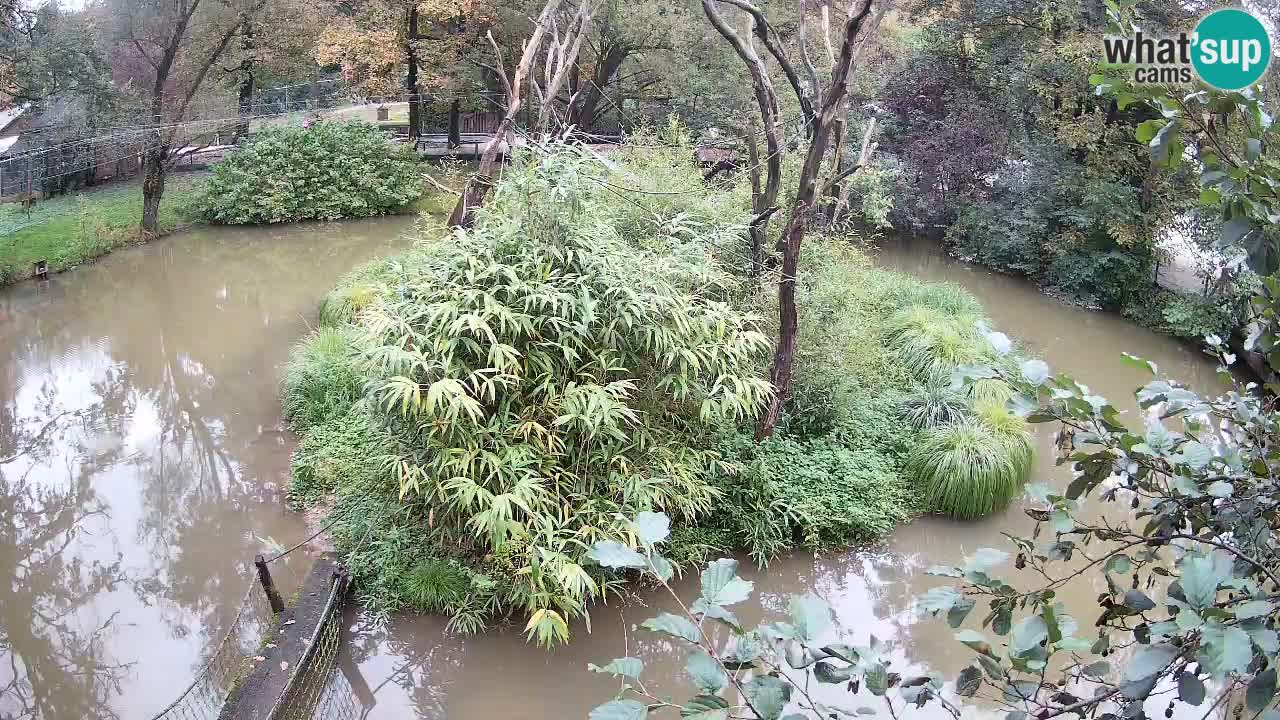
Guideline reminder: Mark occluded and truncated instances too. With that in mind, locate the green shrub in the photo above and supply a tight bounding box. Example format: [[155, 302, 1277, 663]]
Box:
[[194, 121, 423, 224], [1158, 292, 1236, 341], [288, 406, 391, 508], [908, 419, 1029, 519], [311, 150, 770, 644], [1121, 284, 1251, 342], [710, 429, 914, 562], [1044, 248, 1152, 309], [946, 198, 1045, 277], [281, 327, 365, 432], [879, 278, 984, 318], [885, 305, 986, 379]]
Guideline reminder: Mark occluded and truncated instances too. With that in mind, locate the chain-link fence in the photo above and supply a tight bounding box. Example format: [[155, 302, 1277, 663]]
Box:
[[269, 572, 366, 720], [145, 578, 276, 720]]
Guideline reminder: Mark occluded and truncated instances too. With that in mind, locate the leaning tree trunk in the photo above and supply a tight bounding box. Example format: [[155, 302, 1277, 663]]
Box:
[[447, 0, 575, 228], [703, 0, 783, 276], [140, 144, 168, 238]]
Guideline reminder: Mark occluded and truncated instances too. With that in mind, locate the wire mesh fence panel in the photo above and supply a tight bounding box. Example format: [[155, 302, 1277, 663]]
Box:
[[269, 574, 369, 720], [148, 579, 277, 720]]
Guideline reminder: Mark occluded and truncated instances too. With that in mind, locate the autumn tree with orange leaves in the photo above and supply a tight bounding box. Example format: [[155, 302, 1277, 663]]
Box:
[[315, 0, 497, 140]]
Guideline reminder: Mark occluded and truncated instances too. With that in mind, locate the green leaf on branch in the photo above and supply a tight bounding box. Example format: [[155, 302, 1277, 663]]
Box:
[[588, 541, 647, 569], [685, 651, 727, 694], [680, 695, 729, 720], [641, 613, 700, 644], [633, 512, 670, 548], [1236, 600, 1273, 620], [1011, 616, 1049, 655], [1122, 590, 1156, 612], [590, 700, 649, 720], [814, 660, 855, 684], [697, 559, 753, 609], [1247, 668, 1277, 711], [743, 675, 791, 720], [789, 593, 834, 644], [589, 657, 644, 680], [956, 666, 983, 696], [1180, 553, 1230, 609], [1121, 643, 1179, 700], [1178, 673, 1206, 705]]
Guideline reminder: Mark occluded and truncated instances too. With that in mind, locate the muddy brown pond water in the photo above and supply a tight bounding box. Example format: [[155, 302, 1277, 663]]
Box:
[[0, 224, 1224, 720]]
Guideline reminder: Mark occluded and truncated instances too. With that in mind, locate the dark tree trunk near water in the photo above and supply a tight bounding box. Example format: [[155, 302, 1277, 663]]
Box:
[[140, 143, 168, 238], [448, 99, 461, 148], [701, 0, 878, 440], [406, 6, 422, 142]]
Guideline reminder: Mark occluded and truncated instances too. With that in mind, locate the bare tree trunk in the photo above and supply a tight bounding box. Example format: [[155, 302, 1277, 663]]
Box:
[[832, 115, 877, 222], [703, 0, 783, 270], [753, 0, 878, 440], [534, 0, 593, 136], [745, 126, 766, 275], [448, 0, 567, 228]]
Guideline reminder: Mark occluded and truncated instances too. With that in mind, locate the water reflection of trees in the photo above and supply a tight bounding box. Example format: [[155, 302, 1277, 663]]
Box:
[[0, 218, 416, 717], [0, 462, 129, 720], [343, 613, 468, 720]]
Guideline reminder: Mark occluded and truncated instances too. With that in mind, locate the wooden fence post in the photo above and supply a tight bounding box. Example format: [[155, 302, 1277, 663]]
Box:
[[254, 554, 286, 613]]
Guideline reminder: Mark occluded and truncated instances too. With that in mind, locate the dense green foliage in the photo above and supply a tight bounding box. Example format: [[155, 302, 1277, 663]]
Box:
[[194, 122, 423, 224], [284, 143, 1037, 641]]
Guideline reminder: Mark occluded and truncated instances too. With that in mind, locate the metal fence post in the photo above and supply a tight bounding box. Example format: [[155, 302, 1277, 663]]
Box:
[[255, 554, 286, 613]]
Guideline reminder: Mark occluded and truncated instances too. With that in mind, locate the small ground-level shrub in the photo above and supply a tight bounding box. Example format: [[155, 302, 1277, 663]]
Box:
[[901, 378, 970, 429], [709, 430, 915, 561], [194, 121, 423, 224]]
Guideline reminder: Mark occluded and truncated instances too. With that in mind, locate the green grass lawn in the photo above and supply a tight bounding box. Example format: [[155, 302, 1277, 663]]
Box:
[[0, 160, 462, 288], [0, 174, 201, 285]]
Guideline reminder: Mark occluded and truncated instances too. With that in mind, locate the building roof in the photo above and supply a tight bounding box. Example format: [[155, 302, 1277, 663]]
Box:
[[0, 103, 31, 135], [0, 135, 19, 155]]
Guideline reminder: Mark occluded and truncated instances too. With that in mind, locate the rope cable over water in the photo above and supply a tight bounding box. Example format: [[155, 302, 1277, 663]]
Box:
[[264, 514, 342, 564]]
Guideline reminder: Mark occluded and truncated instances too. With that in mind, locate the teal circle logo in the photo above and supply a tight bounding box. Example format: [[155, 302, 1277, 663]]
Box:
[[1192, 9, 1272, 91]]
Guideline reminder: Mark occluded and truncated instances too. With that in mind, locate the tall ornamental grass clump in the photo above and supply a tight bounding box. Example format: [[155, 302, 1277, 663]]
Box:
[[907, 419, 1029, 519], [875, 282, 1035, 519], [289, 149, 771, 645], [194, 121, 423, 224]]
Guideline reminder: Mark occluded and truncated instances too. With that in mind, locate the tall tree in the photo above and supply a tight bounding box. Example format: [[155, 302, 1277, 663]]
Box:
[[315, 1, 497, 140], [219, 0, 321, 140], [110, 0, 264, 237], [563, 0, 677, 131], [446, 0, 592, 228], [702, 0, 884, 439]]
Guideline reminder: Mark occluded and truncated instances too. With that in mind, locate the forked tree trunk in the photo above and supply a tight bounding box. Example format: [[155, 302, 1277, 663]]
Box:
[[447, 0, 577, 228], [748, 0, 878, 440]]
